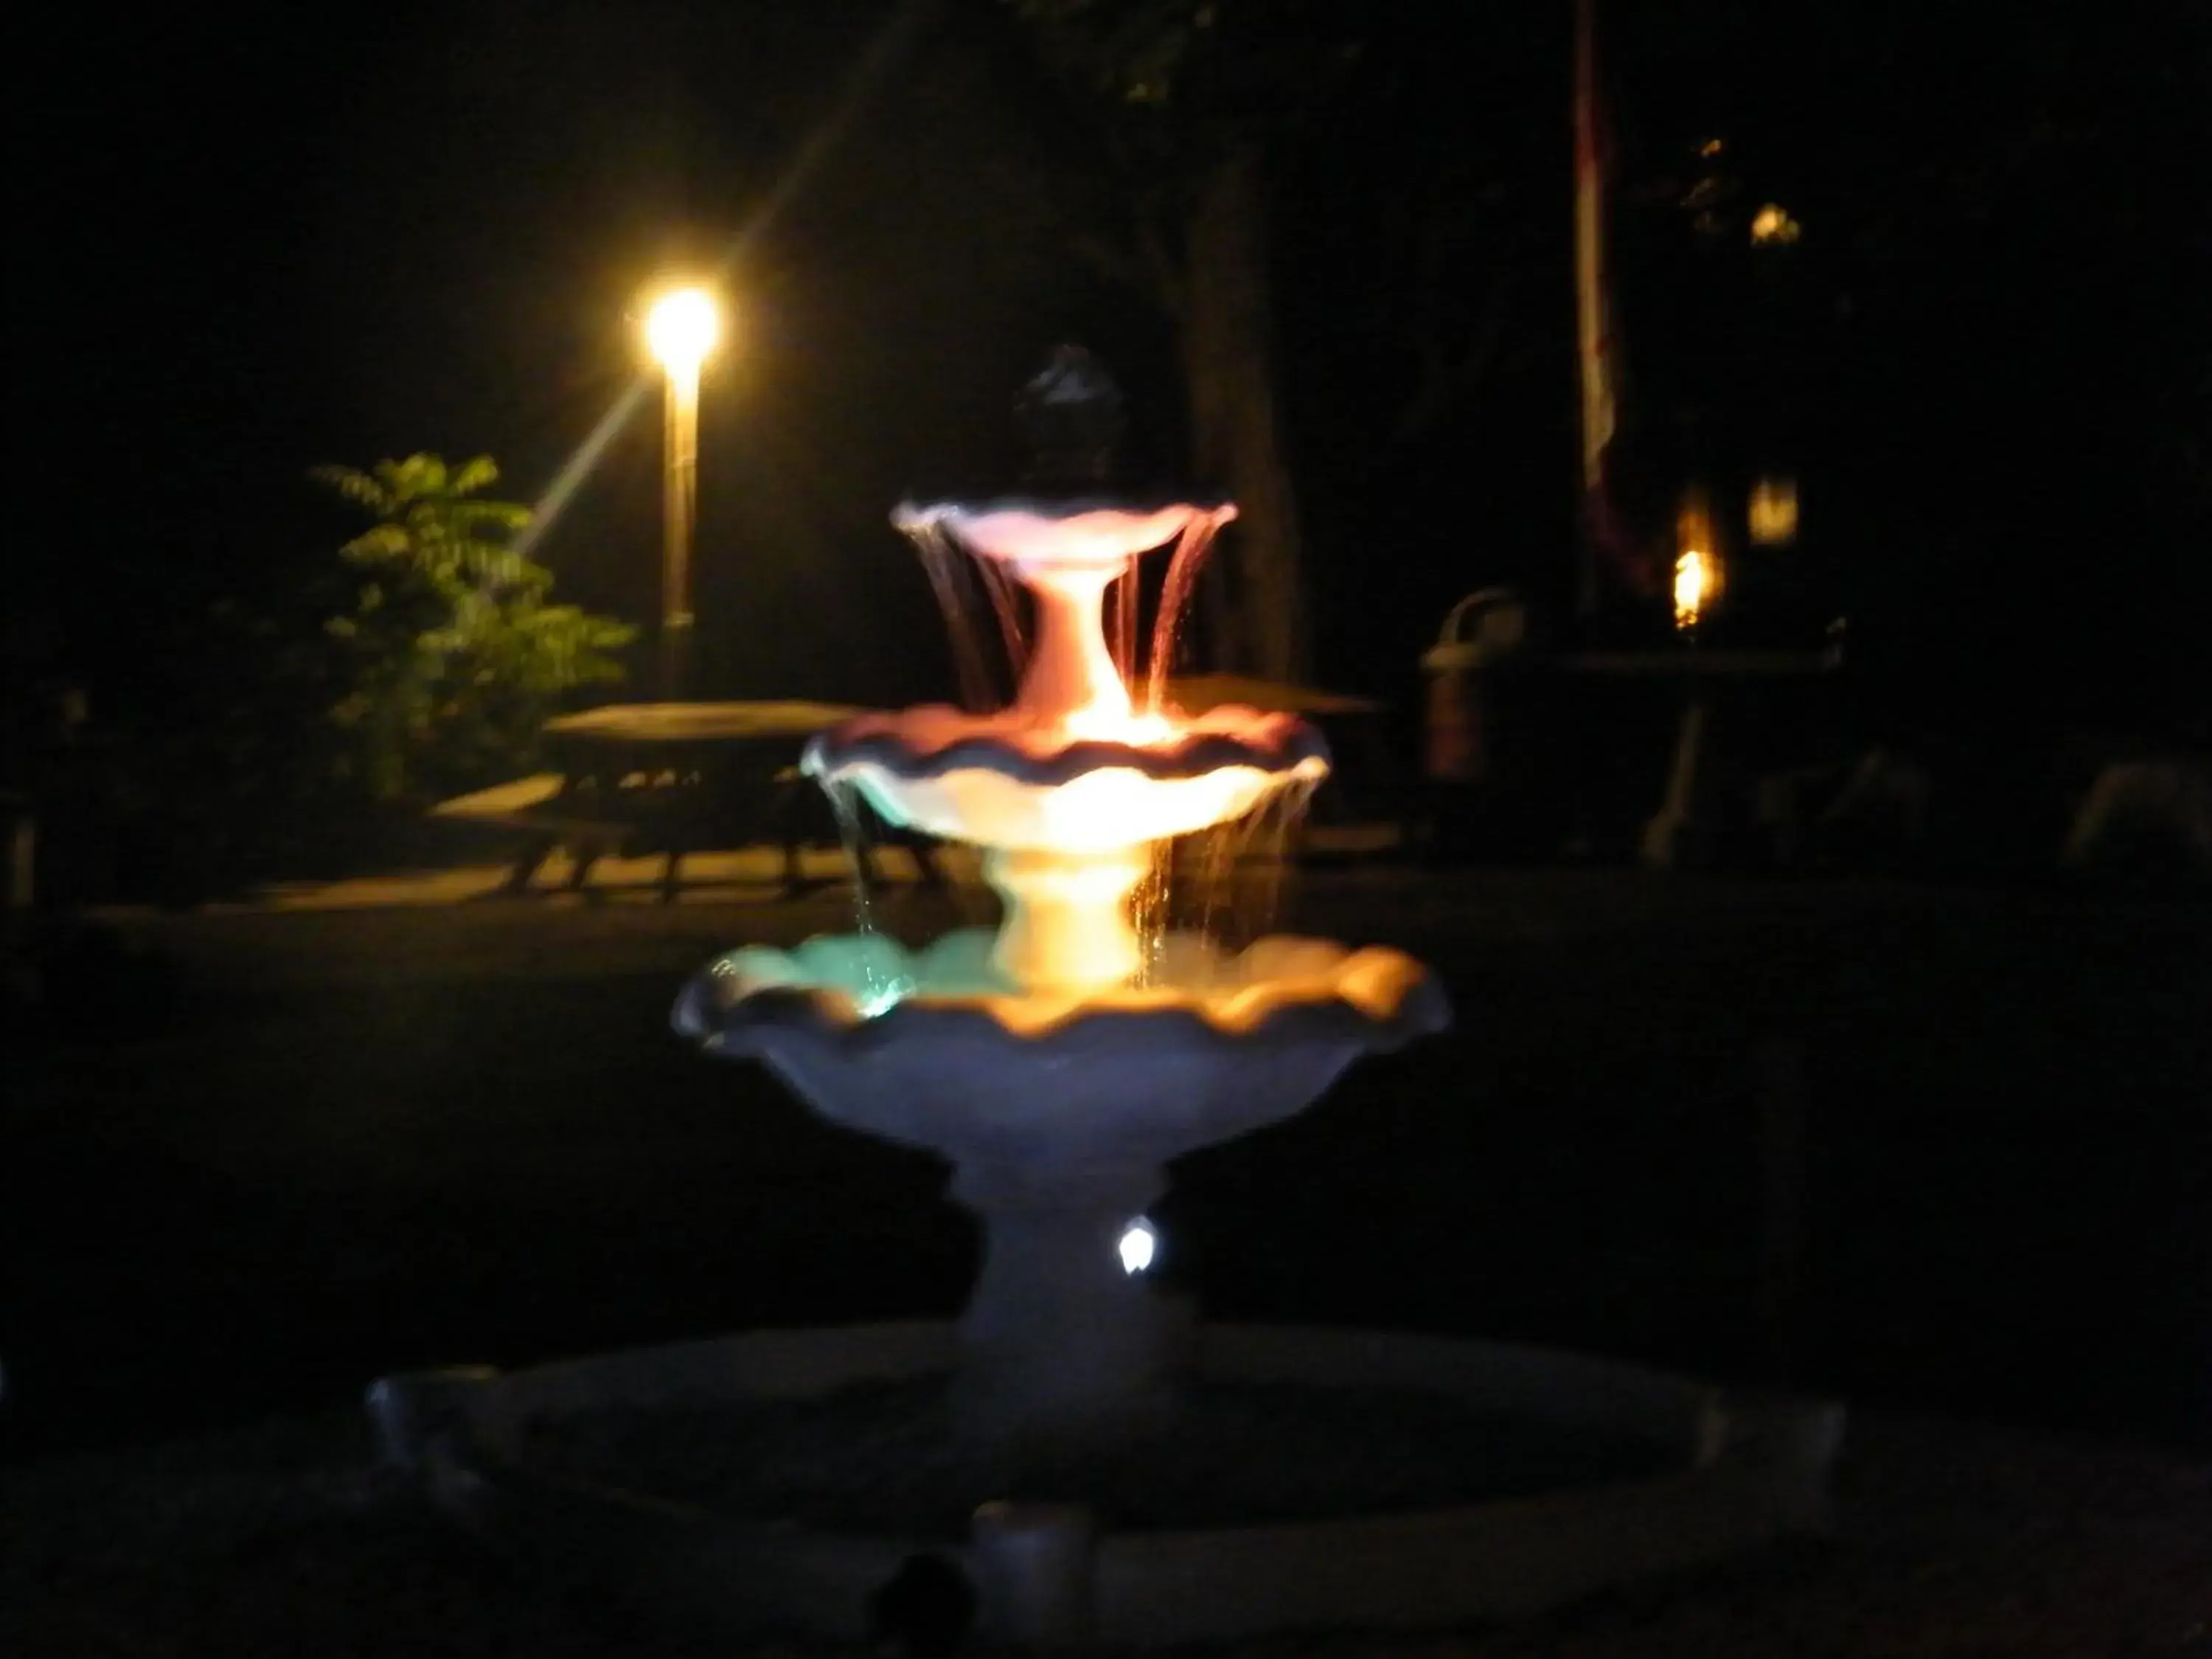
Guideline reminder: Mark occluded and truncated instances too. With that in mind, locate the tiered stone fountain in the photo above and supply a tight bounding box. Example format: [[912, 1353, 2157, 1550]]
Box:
[[675, 352, 1441, 1472], [369, 353, 1838, 1649]]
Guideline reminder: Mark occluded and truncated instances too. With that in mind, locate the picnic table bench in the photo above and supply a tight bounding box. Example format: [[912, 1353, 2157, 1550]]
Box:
[[1556, 650, 1840, 869], [433, 701, 936, 900]]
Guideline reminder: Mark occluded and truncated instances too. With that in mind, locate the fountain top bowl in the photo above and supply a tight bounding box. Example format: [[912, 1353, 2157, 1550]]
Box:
[[895, 493, 1234, 573]]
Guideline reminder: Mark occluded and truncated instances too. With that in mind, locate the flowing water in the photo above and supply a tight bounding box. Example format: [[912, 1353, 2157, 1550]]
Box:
[[974, 557, 1027, 693], [904, 518, 1025, 712], [1125, 775, 1322, 984], [825, 780, 877, 932], [869, 507, 1317, 988], [1112, 566, 1140, 691], [902, 512, 1222, 720], [1230, 776, 1322, 942], [1143, 517, 1224, 712], [825, 778, 914, 1014]]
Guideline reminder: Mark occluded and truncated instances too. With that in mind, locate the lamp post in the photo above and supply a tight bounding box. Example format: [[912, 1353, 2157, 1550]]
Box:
[[644, 286, 721, 701]]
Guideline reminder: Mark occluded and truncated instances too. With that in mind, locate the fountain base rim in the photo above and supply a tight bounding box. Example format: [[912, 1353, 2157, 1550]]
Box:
[[369, 1321, 1841, 1649]]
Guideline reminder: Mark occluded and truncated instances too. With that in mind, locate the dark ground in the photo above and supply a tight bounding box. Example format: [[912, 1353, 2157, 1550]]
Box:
[[7, 867, 2206, 1467], [7, 1404, 2208, 1658]]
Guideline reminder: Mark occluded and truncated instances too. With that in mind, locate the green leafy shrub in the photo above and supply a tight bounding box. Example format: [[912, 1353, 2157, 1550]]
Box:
[[313, 454, 636, 802]]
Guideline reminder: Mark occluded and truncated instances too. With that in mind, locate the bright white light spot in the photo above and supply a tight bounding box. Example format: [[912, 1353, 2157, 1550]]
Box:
[[644, 287, 721, 374], [856, 977, 913, 1020], [1118, 1219, 1157, 1275]]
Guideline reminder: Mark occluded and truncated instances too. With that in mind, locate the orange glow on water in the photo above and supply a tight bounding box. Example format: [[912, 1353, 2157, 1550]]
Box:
[[1060, 705, 1178, 745]]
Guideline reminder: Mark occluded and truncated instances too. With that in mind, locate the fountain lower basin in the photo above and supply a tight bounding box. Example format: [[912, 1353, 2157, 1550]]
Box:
[[371, 1322, 1842, 1646], [678, 926, 1437, 1041], [676, 928, 1448, 1458]]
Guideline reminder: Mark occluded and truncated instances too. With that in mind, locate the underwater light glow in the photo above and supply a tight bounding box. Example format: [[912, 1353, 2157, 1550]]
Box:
[[856, 977, 914, 1020], [1119, 1219, 1158, 1275]]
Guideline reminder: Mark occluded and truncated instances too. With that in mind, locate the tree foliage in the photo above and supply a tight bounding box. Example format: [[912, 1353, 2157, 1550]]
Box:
[[1004, 2, 1545, 678], [313, 454, 635, 801], [1004, 0, 1364, 680]]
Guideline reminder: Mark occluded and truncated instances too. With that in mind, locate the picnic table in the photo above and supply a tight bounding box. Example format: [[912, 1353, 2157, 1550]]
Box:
[[436, 700, 887, 900], [1161, 673, 1385, 718], [1549, 648, 1840, 869], [439, 682, 1405, 899], [1165, 674, 1404, 857]]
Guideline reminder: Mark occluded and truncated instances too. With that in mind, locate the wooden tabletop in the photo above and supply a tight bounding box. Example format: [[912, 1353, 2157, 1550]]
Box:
[[546, 689, 1385, 745], [1164, 674, 1387, 716], [542, 701, 868, 745], [1548, 650, 1839, 679]]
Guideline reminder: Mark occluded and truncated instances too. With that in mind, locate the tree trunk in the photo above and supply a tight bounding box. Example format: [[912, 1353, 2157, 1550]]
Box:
[[1182, 140, 1307, 684]]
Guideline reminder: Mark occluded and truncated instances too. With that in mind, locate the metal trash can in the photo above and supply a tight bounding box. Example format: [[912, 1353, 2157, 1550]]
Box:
[[1, 790, 34, 911], [1421, 588, 1531, 784]]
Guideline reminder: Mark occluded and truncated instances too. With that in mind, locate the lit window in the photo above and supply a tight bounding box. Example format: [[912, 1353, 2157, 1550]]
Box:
[[1750, 204, 1802, 246], [1748, 476, 1800, 545]]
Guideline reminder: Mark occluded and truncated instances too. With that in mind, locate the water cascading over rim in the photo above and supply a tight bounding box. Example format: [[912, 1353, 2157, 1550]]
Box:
[[808, 490, 1324, 995]]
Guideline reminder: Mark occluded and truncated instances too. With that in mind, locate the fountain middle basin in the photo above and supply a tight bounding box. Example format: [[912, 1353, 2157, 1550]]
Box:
[[807, 699, 1329, 992], [808, 703, 1329, 852]]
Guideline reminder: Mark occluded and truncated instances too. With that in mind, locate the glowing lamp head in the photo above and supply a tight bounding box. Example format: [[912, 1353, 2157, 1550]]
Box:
[[1674, 549, 1711, 630], [645, 287, 721, 376], [1118, 1218, 1157, 1276]]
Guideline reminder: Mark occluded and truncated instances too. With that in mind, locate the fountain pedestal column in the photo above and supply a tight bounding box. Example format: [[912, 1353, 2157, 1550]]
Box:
[[950, 1158, 1178, 1464], [1012, 559, 1129, 728], [984, 846, 1150, 994]]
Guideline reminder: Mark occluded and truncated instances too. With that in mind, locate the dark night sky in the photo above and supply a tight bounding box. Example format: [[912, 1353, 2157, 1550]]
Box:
[[15, 0, 2210, 734]]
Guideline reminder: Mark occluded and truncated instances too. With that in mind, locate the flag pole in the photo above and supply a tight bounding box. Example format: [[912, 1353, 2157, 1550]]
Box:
[[1572, 0, 1611, 624]]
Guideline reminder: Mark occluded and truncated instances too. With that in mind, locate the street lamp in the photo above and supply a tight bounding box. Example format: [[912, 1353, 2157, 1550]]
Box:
[[644, 285, 721, 700]]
